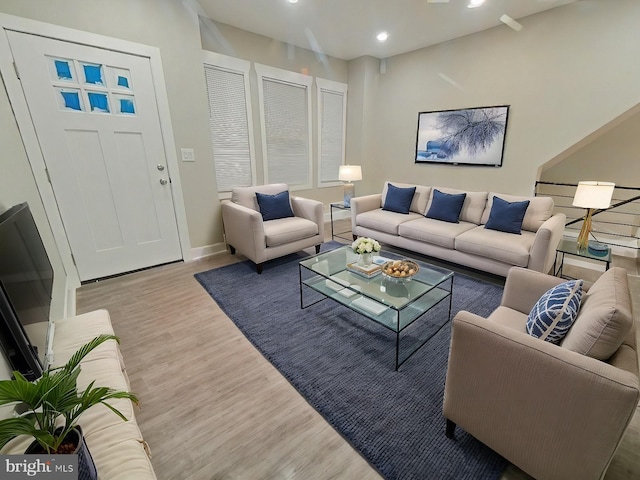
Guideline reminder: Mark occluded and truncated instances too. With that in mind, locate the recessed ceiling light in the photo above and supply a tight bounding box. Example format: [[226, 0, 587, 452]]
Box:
[[377, 31, 389, 42], [288, 0, 299, 4], [467, 0, 485, 8]]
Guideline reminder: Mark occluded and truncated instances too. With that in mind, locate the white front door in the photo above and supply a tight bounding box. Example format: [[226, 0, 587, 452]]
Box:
[[7, 31, 182, 281]]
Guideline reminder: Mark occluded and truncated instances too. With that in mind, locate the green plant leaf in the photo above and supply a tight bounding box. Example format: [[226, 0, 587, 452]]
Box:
[[63, 335, 119, 373], [0, 417, 55, 451]]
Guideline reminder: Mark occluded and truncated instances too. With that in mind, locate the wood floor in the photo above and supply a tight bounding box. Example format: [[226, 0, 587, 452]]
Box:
[[76, 221, 640, 480]]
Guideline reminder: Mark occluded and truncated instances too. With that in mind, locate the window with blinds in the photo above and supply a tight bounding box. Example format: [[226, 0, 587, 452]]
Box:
[[317, 78, 347, 187], [203, 52, 255, 194], [255, 64, 313, 190]]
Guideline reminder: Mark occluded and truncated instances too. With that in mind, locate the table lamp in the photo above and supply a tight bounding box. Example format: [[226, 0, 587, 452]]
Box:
[[572, 181, 615, 251], [338, 165, 362, 207]]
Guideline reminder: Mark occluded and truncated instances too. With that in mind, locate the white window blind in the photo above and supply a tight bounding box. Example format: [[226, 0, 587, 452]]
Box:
[[203, 52, 255, 194], [317, 78, 347, 187], [255, 64, 313, 190]]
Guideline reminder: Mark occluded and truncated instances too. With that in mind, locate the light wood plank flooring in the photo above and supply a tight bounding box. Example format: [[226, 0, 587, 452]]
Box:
[[76, 222, 640, 480]]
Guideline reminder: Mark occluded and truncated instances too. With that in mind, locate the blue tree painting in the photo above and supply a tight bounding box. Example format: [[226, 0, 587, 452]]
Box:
[[415, 106, 509, 166]]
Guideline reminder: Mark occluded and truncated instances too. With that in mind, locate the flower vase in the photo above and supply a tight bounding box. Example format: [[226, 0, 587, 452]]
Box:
[[358, 252, 373, 267]]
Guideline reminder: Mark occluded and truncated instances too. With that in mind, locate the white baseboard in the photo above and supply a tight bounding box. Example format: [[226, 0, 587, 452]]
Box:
[[190, 242, 228, 261]]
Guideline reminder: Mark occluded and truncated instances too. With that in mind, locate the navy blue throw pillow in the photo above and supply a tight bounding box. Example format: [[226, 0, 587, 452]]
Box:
[[484, 196, 530, 234], [425, 189, 467, 223], [383, 184, 416, 214], [255, 190, 294, 221]]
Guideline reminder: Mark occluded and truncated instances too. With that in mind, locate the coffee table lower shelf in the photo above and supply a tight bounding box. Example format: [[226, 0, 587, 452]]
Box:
[[299, 268, 453, 371]]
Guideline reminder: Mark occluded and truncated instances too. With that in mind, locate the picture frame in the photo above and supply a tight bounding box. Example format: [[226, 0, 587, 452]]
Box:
[[415, 105, 510, 167]]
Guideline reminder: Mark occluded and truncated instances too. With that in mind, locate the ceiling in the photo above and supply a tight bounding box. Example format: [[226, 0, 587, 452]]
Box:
[[196, 0, 577, 60]]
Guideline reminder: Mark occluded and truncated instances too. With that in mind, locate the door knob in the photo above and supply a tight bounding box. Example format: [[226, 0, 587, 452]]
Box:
[[160, 179, 168, 185], [157, 164, 165, 171]]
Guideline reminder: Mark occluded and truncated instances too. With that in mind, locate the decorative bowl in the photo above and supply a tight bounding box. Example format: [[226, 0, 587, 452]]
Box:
[[381, 260, 419, 282]]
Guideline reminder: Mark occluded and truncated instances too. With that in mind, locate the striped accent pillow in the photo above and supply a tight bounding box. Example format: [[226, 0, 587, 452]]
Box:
[[527, 280, 583, 344]]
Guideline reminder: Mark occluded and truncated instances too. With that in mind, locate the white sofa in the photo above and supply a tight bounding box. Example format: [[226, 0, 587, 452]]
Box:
[[1, 309, 156, 479], [351, 182, 566, 277]]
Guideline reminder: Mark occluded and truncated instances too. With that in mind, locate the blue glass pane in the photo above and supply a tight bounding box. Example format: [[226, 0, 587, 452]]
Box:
[[88, 92, 109, 112], [83, 64, 103, 85], [61, 91, 81, 111], [119, 99, 135, 114], [117, 76, 130, 88], [55, 60, 72, 80]]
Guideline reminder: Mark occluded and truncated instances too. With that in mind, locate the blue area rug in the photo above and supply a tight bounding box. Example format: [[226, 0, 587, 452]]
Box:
[[195, 243, 508, 480]]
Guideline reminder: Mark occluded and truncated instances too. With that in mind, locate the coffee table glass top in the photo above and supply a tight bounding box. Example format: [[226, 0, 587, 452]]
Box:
[[299, 246, 453, 332]]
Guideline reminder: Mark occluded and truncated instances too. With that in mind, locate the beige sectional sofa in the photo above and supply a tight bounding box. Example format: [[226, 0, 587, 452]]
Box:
[[351, 182, 566, 276], [1, 310, 156, 479]]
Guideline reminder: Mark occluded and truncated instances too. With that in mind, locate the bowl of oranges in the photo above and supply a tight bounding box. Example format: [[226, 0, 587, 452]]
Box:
[[381, 259, 419, 282]]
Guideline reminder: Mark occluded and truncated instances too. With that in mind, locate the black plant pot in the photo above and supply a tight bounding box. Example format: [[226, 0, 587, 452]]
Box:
[[25, 426, 97, 480]]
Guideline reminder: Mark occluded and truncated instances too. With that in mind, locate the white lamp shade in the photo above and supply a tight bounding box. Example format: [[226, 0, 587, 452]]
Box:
[[572, 181, 615, 209], [338, 165, 362, 182]]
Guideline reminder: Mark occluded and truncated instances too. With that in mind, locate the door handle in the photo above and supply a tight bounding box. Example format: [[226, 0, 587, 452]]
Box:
[[157, 164, 165, 171], [160, 179, 168, 185]]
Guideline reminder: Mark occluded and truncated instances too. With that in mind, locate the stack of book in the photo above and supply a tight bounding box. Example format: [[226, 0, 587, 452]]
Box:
[[346, 262, 382, 278]]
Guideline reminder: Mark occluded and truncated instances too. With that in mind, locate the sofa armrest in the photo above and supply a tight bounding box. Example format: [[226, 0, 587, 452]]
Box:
[[500, 267, 566, 314], [221, 200, 266, 263], [291, 196, 325, 239], [350, 194, 382, 233], [444, 312, 639, 480], [528, 212, 566, 273]]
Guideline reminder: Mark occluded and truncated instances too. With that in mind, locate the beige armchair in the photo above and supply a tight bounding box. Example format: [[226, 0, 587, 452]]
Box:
[[443, 266, 638, 480], [221, 184, 324, 273]]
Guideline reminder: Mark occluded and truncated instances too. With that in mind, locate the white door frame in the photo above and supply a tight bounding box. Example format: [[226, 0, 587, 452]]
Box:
[[0, 13, 192, 293]]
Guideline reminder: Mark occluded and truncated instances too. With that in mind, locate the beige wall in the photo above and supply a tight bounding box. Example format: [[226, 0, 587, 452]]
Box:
[[200, 17, 350, 207], [349, 0, 640, 197], [541, 108, 640, 187]]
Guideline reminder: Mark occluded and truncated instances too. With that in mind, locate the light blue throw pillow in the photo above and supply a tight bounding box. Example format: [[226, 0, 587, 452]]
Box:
[[383, 183, 416, 214], [527, 280, 583, 344], [425, 189, 467, 223], [255, 190, 294, 221]]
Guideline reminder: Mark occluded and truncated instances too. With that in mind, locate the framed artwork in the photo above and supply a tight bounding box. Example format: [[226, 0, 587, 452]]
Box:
[[415, 105, 510, 167]]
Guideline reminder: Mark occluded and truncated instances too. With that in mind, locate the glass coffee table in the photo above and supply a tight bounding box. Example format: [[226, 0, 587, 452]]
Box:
[[299, 246, 454, 370]]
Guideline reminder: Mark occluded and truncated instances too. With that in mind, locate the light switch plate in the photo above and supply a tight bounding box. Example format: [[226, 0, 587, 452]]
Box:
[[181, 148, 195, 162]]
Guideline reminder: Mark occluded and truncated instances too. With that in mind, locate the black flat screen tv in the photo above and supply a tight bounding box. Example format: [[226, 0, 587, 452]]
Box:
[[0, 202, 52, 380]]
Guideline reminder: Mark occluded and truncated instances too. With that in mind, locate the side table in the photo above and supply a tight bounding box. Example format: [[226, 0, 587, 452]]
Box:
[[330, 202, 352, 242], [554, 238, 611, 279]]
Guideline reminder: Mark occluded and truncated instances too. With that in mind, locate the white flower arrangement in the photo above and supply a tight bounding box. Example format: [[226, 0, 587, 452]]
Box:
[[351, 237, 381, 254]]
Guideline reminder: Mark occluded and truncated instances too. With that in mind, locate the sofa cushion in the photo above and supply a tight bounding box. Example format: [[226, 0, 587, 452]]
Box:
[[399, 218, 477, 249], [382, 182, 431, 214], [425, 189, 466, 223], [481, 193, 554, 232], [255, 190, 294, 221], [561, 267, 633, 360], [455, 226, 535, 267], [356, 209, 423, 235], [231, 183, 289, 212], [527, 280, 583, 344], [426, 187, 488, 224], [383, 183, 416, 214], [263, 217, 318, 247], [485, 196, 530, 234]]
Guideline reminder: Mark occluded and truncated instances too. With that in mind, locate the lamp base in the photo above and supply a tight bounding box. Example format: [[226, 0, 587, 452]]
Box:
[[343, 183, 355, 207]]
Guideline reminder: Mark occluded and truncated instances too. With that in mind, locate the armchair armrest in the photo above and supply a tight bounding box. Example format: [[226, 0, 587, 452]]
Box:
[[444, 312, 639, 480], [220, 201, 266, 263], [291, 196, 325, 239], [528, 213, 566, 273], [500, 267, 565, 314], [350, 194, 382, 233]]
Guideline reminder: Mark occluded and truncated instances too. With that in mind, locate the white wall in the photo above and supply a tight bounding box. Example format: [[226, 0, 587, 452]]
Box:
[[348, 0, 640, 196]]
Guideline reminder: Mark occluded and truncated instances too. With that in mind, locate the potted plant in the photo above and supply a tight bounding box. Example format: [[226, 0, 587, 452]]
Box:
[[0, 334, 138, 480]]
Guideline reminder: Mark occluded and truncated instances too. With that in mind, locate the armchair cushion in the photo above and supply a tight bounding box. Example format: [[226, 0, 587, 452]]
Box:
[[527, 280, 583, 344], [561, 267, 634, 360], [255, 190, 294, 221]]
